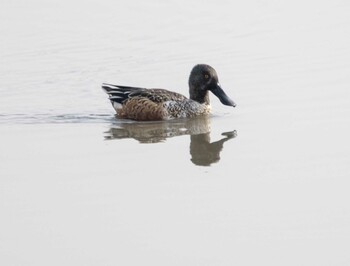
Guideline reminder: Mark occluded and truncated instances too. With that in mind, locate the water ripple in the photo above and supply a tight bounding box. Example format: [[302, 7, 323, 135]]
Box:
[[0, 113, 115, 124]]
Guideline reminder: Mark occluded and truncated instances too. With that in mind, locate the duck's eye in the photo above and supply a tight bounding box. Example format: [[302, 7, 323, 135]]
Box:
[[204, 74, 209, 80]]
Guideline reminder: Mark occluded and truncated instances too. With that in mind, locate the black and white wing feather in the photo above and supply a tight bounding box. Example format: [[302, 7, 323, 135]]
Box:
[[102, 83, 187, 106], [102, 83, 145, 104]]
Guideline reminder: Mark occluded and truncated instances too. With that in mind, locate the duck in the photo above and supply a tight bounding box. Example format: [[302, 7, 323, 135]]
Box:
[[102, 64, 236, 121]]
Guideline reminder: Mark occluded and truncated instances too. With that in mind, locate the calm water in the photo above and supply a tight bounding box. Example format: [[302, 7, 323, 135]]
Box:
[[1, 0, 350, 265]]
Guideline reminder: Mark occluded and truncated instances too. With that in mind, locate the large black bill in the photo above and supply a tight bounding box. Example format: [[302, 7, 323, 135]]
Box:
[[210, 83, 236, 107]]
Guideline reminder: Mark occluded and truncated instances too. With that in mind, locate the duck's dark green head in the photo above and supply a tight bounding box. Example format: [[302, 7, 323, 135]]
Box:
[[188, 64, 236, 107]]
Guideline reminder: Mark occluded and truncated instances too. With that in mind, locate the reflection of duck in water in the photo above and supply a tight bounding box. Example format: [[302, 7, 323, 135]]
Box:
[[102, 64, 236, 121], [190, 131, 236, 166], [105, 115, 211, 143], [105, 115, 237, 166]]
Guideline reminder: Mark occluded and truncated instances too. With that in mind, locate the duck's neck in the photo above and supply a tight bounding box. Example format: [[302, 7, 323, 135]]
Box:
[[189, 86, 210, 105]]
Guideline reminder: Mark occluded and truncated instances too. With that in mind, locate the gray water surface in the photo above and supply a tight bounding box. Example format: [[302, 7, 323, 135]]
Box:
[[1, 0, 350, 265]]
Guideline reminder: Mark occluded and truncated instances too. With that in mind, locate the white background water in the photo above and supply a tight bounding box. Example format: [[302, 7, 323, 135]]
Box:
[[1, 0, 350, 265]]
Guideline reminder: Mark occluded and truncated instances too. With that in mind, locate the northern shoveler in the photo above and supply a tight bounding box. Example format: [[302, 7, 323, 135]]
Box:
[[102, 64, 236, 121]]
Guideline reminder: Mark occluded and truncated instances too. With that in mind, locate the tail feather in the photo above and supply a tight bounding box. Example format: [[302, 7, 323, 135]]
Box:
[[102, 83, 144, 104]]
